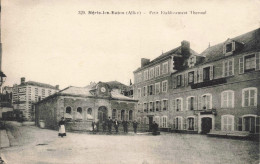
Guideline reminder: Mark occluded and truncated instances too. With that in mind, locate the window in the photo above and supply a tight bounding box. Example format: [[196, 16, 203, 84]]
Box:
[[199, 94, 212, 110], [221, 90, 234, 108], [66, 107, 72, 114], [174, 117, 183, 130], [188, 71, 194, 84], [87, 108, 92, 115], [223, 59, 234, 77], [226, 43, 232, 53], [112, 109, 117, 120], [143, 103, 148, 112], [121, 110, 125, 120], [137, 88, 141, 98], [242, 88, 257, 107], [186, 96, 196, 111], [149, 68, 154, 79], [155, 82, 160, 94], [188, 56, 196, 67], [143, 86, 147, 97], [203, 67, 210, 81], [162, 62, 168, 74], [148, 85, 154, 95], [162, 116, 167, 128], [174, 98, 183, 111], [149, 102, 154, 112], [162, 100, 168, 111], [155, 65, 160, 77], [155, 101, 161, 111], [162, 80, 168, 92], [187, 117, 194, 130], [129, 110, 133, 121], [239, 53, 260, 74], [77, 107, 82, 114], [221, 115, 234, 131], [245, 54, 256, 72], [242, 115, 260, 133], [177, 75, 182, 87], [144, 70, 149, 80]]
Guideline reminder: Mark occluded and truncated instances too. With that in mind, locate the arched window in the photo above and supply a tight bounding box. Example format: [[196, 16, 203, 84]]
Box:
[[87, 108, 92, 115], [199, 94, 212, 110], [77, 107, 82, 114], [129, 110, 133, 121], [121, 110, 125, 120], [187, 117, 195, 130], [186, 96, 196, 111], [174, 116, 183, 130], [173, 98, 183, 111], [66, 107, 72, 114]]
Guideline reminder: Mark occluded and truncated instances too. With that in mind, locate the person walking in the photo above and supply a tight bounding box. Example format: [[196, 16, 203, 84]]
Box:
[[133, 120, 138, 133], [92, 121, 96, 134], [114, 119, 119, 133], [107, 117, 112, 134], [102, 121, 106, 132], [58, 117, 66, 137]]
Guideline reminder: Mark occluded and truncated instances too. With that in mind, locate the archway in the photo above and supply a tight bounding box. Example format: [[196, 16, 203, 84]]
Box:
[[98, 106, 108, 122]]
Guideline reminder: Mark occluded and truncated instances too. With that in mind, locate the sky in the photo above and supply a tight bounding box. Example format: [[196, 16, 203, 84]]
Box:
[[1, 0, 260, 89]]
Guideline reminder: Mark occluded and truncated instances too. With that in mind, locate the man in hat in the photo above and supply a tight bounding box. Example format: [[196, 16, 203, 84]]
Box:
[[107, 117, 112, 134], [133, 120, 138, 133], [114, 119, 120, 133]]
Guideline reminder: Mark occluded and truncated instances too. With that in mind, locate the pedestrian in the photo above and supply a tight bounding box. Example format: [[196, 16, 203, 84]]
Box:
[[152, 121, 158, 135], [102, 121, 106, 132], [133, 120, 138, 133], [96, 120, 99, 132], [58, 117, 66, 137], [122, 120, 129, 133], [107, 117, 112, 134], [92, 121, 96, 133], [114, 119, 119, 133]]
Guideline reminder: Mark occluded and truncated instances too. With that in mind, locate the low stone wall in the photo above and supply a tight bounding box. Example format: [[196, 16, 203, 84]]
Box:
[[65, 121, 93, 132]]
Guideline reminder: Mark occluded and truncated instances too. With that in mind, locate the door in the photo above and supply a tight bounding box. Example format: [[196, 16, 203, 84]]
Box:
[[244, 116, 256, 133], [149, 117, 153, 132], [98, 106, 108, 122], [201, 117, 212, 134]]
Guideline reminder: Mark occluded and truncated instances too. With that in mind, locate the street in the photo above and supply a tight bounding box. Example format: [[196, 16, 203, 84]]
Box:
[[0, 126, 259, 164]]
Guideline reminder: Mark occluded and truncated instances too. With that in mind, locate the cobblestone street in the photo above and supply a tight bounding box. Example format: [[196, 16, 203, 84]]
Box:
[[0, 126, 259, 164]]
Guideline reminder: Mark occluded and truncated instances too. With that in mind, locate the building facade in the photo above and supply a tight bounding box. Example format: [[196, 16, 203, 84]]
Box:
[[35, 82, 137, 131], [13, 77, 59, 120], [133, 29, 260, 134]]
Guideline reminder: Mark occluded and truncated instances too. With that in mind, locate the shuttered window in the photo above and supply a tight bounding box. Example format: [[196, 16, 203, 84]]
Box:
[[242, 88, 257, 107], [221, 90, 234, 108]]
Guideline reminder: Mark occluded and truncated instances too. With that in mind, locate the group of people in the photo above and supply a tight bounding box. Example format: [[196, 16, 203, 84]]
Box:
[[92, 117, 139, 134]]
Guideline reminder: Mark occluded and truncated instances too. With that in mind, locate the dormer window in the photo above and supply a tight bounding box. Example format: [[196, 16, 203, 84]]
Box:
[[223, 40, 235, 55]]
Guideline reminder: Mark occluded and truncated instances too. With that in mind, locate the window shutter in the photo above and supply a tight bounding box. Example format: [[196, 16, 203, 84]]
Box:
[[198, 96, 201, 110], [198, 68, 203, 82], [222, 61, 225, 77], [172, 76, 177, 89], [256, 53, 260, 70], [210, 65, 214, 80], [232, 42, 235, 51], [173, 99, 176, 111], [182, 74, 185, 86], [181, 98, 183, 111], [186, 97, 189, 111], [118, 110, 121, 121], [159, 117, 162, 127], [153, 85, 155, 95], [185, 73, 188, 86], [239, 57, 244, 74], [194, 117, 197, 130], [194, 70, 198, 83], [194, 96, 197, 110], [183, 118, 186, 130]]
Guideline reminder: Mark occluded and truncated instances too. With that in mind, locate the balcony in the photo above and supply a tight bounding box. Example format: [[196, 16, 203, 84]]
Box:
[[194, 108, 217, 115], [191, 77, 227, 89]]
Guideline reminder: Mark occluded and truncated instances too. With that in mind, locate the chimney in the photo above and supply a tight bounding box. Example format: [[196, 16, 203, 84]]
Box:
[[141, 58, 150, 68], [55, 85, 59, 90], [181, 40, 190, 57], [21, 77, 25, 84]]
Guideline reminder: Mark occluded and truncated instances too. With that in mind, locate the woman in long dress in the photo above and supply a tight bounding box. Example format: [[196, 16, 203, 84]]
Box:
[[58, 117, 66, 137]]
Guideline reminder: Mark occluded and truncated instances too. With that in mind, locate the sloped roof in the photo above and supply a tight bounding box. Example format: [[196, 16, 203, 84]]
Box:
[[201, 28, 260, 63], [105, 81, 128, 89], [110, 90, 134, 101], [59, 86, 94, 96], [134, 46, 199, 73], [23, 81, 58, 90]]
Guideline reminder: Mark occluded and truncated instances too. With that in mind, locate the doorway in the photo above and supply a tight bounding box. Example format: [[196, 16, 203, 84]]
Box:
[[98, 106, 108, 123], [148, 117, 153, 132], [201, 117, 212, 134]]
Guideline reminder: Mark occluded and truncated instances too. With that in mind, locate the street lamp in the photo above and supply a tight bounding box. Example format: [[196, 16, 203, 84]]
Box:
[[0, 71, 6, 87]]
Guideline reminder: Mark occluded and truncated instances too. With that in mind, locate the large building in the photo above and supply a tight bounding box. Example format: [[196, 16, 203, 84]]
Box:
[[35, 81, 137, 131], [12, 77, 59, 120], [133, 29, 260, 135], [133, 40, 199, 131]]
